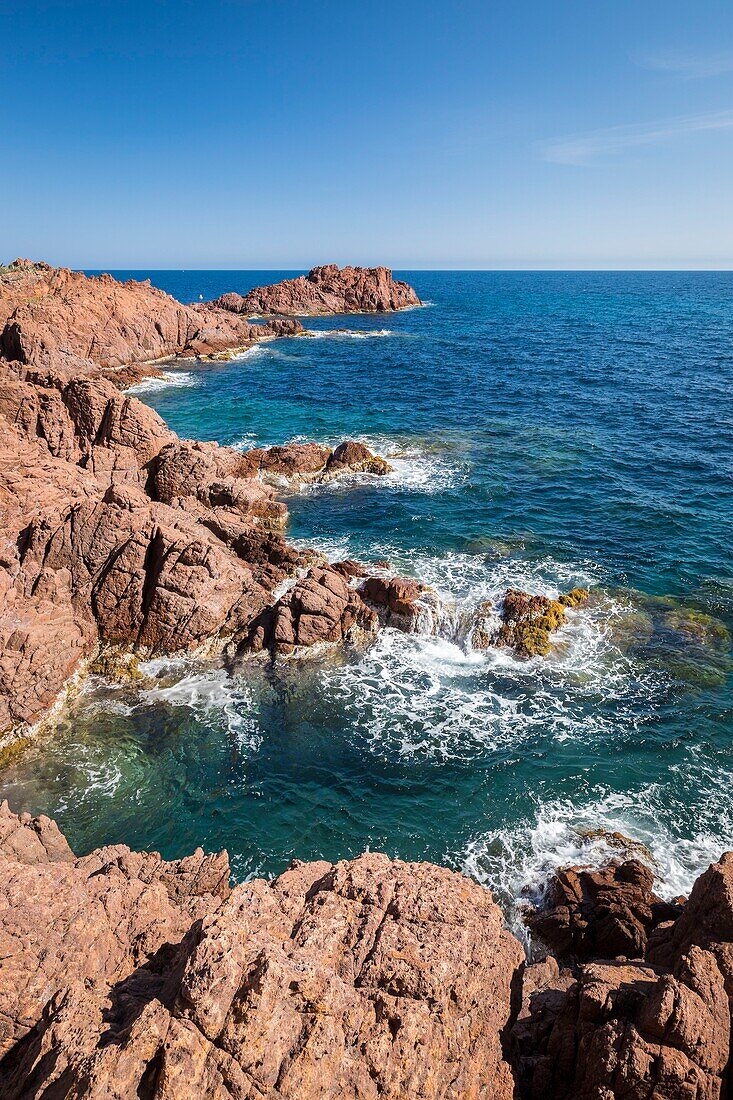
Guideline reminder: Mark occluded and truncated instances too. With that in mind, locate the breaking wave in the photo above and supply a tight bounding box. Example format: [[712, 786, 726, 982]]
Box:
[[317, 549, 657, 762], [459, 773, 733, 943], [291, 435, 468, 496], [125, 370, 199, 394], [303, 328, 396, 339], [132, 658, 261, 750]]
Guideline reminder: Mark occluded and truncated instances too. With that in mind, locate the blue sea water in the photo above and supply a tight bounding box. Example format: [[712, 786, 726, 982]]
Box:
[[2, 271, 732, 922]]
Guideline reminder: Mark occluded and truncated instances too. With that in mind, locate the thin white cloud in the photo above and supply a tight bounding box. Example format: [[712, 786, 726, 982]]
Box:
[[638, 49, 733, 79], [543, 109, 733, 166]]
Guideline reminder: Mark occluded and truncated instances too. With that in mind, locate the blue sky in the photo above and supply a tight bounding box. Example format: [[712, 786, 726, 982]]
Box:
[[3, 0, 733, 268]]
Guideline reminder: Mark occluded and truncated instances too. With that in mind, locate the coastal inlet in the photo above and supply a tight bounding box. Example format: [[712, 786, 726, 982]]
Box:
[[1, 268, 732, 925]]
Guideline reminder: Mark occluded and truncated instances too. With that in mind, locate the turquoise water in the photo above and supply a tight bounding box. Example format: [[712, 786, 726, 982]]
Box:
[[2, 271, 732, 920]]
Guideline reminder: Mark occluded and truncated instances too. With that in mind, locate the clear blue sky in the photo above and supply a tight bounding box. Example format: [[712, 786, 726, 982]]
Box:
[[3, 0, 733, 268]]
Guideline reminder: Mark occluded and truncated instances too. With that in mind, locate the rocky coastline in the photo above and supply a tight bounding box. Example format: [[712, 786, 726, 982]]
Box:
[[0, 259, 582, 743], [2, 802, 733, 1098], [1, 259, 729, 1098]]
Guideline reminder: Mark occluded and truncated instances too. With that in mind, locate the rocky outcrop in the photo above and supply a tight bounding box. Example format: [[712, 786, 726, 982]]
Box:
[[0, 369, 310, 735], [242, 439, 394, 485], [510, 950, 730, 1099], [0, 802, 522, 1100], [246, 564, 380, 655], [470, 587, 590, 657], [525, 860, 684, 961], [0, 263, 409, 740], [510, 852, 733, 1099], [0, 259, 304, 376], [2, 809, 733, 1099], [359, 573, 431, 632], [216, 264, 421, 316]]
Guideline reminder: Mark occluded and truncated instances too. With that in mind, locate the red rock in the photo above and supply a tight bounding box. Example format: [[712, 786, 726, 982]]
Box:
[[2, 265, 410, 736], [0, 259, 304, 376], [324, 439, 394, 476], [511, 951, 730, 1099], [331, 558, 367, 578], [241, 439, 393, 484], [247, 565, 379, 654], [360, 574, 426, 619], [216, 264, 421, 316], [526, 859, 684, 961], [0, 803, 522, 1100], [0, 370, 305, 734]]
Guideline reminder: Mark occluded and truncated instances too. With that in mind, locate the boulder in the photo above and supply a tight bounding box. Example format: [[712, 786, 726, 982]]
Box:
[[243, 439, 393, 485], [497, 587, 589, 657], [324, 440, 393, 476], [526, 859, 684, 961], [246, 565, 379, 654], [510, 951, 730, 1099]]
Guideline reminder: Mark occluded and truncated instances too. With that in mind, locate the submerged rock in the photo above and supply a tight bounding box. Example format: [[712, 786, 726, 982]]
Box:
[[215, 264, 421, 316], [609, 589, 732, 688]]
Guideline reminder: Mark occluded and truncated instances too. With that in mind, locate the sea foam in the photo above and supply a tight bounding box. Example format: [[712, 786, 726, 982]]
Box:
[[125, 371, 199, 395], [460, 776, 733, 944]]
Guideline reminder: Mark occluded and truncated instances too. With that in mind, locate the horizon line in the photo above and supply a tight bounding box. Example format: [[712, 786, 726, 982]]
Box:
[[77, 264, 733, 273]]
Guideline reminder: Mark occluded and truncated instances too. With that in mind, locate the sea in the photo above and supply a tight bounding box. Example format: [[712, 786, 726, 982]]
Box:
[[2, 270, 731, 932]]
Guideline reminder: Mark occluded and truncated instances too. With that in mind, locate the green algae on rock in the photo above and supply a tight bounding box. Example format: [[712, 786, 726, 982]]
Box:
[[498, 587, 590, 658]]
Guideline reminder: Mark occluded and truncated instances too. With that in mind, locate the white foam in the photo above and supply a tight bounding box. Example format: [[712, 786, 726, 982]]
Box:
[[303, 328, 396, 339], [285, 435, 467, 496], [232, 344, 269, 360], [131, 658, 261, 751], [460, 779, 733, 945], [125, 371, 199, 395], [316, 550, 651, 763], [46, 742, 127, 816], [229, 432, 258, 451]]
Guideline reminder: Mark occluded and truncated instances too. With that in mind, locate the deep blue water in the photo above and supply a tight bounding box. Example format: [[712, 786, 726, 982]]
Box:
[[2, 271, 732, 921]]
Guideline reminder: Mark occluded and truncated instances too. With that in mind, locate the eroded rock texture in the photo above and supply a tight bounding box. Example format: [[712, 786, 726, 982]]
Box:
[[526, 860, 684, 961], [0, 368, 304, 735], [0, 262, 415, 739], [0, 258, 304, 374], [217, 264, 421, 316], [3, 819, 733, 1098], [0, 802, 522, 1100], [511, 853, 733, 1099]]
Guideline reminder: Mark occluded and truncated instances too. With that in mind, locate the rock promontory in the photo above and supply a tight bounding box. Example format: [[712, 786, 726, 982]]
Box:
[[215, 263, 422, 316], [0, 262, 422, 741]]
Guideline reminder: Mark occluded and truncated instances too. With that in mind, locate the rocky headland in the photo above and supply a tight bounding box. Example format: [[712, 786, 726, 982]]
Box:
[[214, 263, 422, 316], [2, 259, 725, 1098], [0, 259, 580, 742], [0, 261, 425, 740]]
